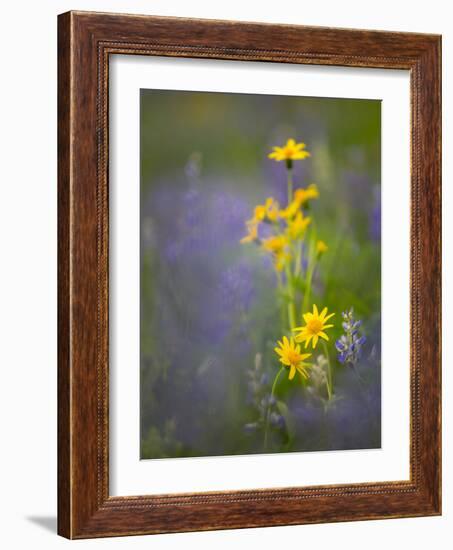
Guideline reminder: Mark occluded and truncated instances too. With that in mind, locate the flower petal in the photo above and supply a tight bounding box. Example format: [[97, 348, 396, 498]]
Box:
[[294, 142, 306, 150], [297, 366, 309, 379]]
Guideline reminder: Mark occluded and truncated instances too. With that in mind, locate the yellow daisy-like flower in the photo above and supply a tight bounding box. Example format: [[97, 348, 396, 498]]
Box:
[[293, 305, 335, 349], [261, 235, 288, 255], [274, 336, 312, 380], [268, 138, 311, 162], [240, 222, 259, 244], [287, 211, 311, 240], [294, 183, 319, 206], [316, 240, 328, 254]]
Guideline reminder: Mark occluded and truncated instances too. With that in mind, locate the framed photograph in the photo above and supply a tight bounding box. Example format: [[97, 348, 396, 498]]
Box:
[[58, 11, 441, 539]]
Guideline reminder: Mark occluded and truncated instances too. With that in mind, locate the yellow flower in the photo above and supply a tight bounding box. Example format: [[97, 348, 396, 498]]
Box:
[[287, 211, 311, 240], [240, 222, 258, 244], [261, 235, 288, 255], [293, 305, 335, 349], [279, 199, 300, 220], [274, 336, 312, 380], [268, 138, 311, 162], [280, 185, 319, 219], [316, 240, 328, 254], [264, 197, 280, 222], [253, 204, 266, 222], [274, 251, 292, 272], [252, 197, 280, 223], [294, 184, 319, 206], [262, 235, 291, 272]]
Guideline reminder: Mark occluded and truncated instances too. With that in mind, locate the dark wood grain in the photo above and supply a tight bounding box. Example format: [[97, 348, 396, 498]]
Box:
[[57, 11, 71, 538], [57, 10, 442, 539]]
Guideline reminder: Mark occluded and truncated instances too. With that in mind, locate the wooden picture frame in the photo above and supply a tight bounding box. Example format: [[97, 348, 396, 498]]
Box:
[[58, 10, 441, 539]]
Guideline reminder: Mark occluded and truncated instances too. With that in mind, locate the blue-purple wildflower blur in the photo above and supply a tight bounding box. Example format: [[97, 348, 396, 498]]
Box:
[[336, 309, 367, 366]]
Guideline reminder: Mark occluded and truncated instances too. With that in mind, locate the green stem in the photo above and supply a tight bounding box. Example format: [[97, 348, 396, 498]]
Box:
[[294, 239, 303, 277], [321, 340, 333, 400], [288, 303, 296, 331], [263, 366, 285, 451], [284, 263, 296, 330], [286, 168, 293, 206], [276, 271, 286, 330], [302, 227, 318, 315], [302, 263, 315, 315]]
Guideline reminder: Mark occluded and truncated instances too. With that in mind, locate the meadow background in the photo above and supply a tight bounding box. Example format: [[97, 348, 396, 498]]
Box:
[[140, 89, 381, 459]]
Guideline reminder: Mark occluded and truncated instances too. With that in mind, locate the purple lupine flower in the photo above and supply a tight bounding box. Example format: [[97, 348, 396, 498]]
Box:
[[335, 308, 366, 367], [144, 167, 257, 349]]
